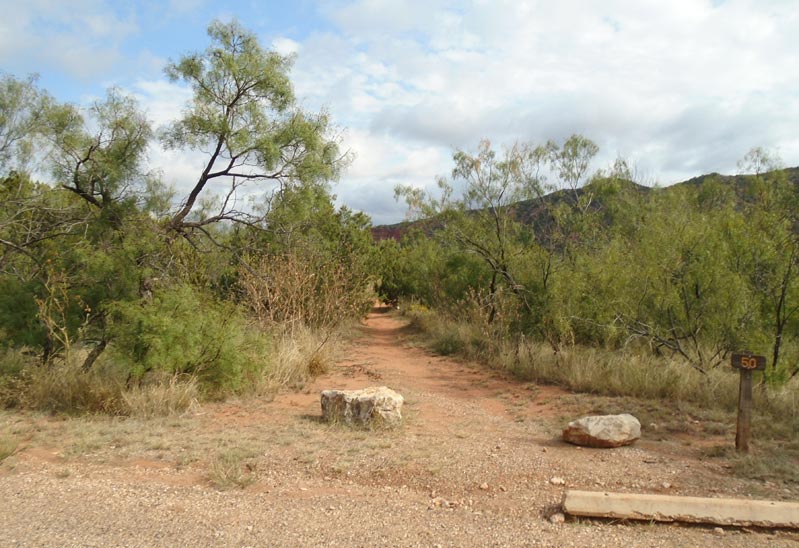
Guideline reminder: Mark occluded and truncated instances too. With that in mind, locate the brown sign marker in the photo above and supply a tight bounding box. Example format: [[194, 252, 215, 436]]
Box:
[[731, 353, 766, 371], [731, 352, 766, 453]]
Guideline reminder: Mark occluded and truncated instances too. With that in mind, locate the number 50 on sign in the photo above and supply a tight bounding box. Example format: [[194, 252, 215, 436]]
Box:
[[731, 353, 766, 371]]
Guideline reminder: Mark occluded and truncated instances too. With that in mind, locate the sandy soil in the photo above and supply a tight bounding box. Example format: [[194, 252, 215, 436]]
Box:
[[1, 307, 797, 547]]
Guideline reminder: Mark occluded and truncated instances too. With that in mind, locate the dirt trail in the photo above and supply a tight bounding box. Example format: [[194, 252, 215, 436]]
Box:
[[1, 308, 796, 547]]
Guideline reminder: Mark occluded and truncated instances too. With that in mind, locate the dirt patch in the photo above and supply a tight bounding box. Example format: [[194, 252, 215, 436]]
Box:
[[1, 307, 798, 546]]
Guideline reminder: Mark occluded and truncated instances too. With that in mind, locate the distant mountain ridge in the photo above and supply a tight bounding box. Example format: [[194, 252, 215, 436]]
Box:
[[372, 167, 799, 241]]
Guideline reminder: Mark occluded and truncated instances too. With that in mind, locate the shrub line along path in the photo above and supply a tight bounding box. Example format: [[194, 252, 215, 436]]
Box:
[[1, 306, 797, 546]]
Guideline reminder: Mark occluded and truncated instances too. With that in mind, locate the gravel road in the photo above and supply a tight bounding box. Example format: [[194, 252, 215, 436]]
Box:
[[2, 309, 797, 547]]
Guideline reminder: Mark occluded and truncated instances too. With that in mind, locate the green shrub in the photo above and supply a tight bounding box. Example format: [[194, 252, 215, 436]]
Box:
[[108, 284, 270, 394]]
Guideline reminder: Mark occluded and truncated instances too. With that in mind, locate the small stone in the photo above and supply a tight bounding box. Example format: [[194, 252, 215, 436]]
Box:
[[661, 481, 672, 489], [429, 497, 446, 508], [550, 476, 566, 486], [549, 512, 566, 524], [479, 482, 489, 490], [499, 485, 507, 492], [714, 527, 725, 535], [563, 414, 641, 448]]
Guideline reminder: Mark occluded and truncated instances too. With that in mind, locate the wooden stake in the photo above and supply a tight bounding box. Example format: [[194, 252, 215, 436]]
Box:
[[736, 369, 753, 453]]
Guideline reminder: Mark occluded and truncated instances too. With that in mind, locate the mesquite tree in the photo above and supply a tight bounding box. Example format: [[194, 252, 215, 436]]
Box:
[[162, 20, 344, 238]]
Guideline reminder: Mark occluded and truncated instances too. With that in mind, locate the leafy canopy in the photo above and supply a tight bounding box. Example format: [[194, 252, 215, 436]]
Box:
[[162, 19, 344, 233]]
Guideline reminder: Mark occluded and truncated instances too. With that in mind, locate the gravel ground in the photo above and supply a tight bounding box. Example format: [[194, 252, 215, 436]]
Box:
[[2, 310, 797, 547], [3, 463, 795, 547]]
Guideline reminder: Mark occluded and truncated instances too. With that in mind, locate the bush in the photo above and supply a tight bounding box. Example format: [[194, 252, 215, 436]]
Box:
[[0, 283, 341, 414], [239, 249, 375, 330], [108, 284, 269, 394]]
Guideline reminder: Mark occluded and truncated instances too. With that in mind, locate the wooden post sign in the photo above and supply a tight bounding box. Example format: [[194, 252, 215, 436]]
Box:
[[731, 352, 766, 453]]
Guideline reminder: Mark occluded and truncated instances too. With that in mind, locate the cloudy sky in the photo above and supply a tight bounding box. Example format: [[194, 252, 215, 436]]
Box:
[[2, 0, 797, 224]]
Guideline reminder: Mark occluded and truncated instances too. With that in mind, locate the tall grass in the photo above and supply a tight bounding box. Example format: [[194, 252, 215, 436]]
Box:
[[403, 304, 798, 424], [16, 361, 126, 415], [0, 323, 341, 415], [259, 325, 341, 390], [121, 375, 199, 418]]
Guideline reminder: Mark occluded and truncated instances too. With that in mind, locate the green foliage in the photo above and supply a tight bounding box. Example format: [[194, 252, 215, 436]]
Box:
[[0, 20, 366, 415], [108, 284, 265, 393], [0, 73, 53, 174], [48, 88, 152, 213], [162, 19, 344, 233], [4, 17, 799, 425], [389, 141, 799, 384], [0, 277, 43, 348]]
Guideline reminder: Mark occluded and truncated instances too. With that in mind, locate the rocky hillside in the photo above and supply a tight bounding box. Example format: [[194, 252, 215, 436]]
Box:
[[372, 167, 799, 241]]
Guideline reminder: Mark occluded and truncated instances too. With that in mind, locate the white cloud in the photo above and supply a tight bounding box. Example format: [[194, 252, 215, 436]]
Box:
[[7, 0, 799, 224], [166, 0, 208, 14], [283, 0, 799, 222], [132, 78, 193, 127], [272, 37, 301, 56], [0, 0, 139, 81]]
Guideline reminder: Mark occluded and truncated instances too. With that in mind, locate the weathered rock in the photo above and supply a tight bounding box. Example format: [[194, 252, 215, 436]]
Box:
[[562, 414, 641, 448], [563, 490, 799, 528], [320, 386, 403, 427]]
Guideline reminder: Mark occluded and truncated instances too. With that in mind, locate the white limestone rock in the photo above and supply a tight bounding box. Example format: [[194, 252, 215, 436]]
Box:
[[562, 414, 641, 448], [321, 386, 404, 427]]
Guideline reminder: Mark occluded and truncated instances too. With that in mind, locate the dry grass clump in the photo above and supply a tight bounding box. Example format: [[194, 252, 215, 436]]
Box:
[[0, 350, 199, 417], [208, 447, 259, 490], [16, 361, 125, 415], [261, 325, 341, 390], [509, 341, 740, 410], [0, 434, 18, 463], [121, 375, 199, 418]]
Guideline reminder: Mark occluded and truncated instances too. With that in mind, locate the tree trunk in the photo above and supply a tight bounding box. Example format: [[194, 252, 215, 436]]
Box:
[[81, 340, 107, 371], [487, 271, 498, 324]]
